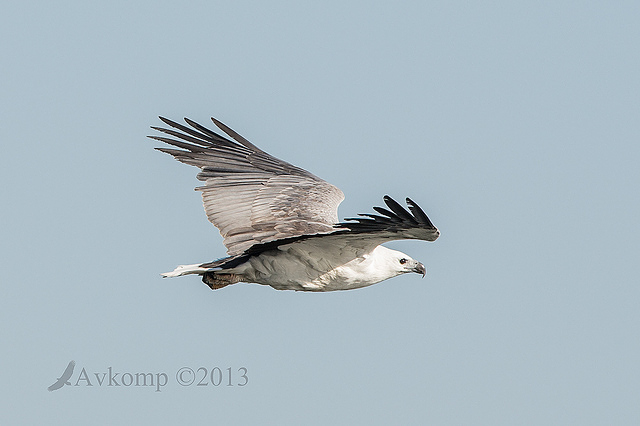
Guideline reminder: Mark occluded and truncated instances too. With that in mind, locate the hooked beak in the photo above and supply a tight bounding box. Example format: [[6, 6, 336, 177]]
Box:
[[412, 262, 426, 278]]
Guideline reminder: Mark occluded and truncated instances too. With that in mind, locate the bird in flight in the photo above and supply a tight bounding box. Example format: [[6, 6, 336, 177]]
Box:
[[149, 117, 440, 291], [47, 360, 75, 391]]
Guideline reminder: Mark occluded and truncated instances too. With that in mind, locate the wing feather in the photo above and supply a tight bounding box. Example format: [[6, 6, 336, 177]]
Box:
[[150, 117, 439, 260], [150, 117, 345, 256], [338, 196, 440, 242], [237, 196, 440, 259]]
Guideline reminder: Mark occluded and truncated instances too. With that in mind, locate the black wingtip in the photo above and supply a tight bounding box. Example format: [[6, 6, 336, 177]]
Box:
[[383, 195, 418, 224], [337, 195, 438, 238], [158, 116, 173, 125], [405, 197, 435, 228], [210, 117, 261, 151]]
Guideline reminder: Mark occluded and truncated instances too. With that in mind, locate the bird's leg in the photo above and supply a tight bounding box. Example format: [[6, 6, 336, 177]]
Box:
[[202, 272, 241, 290]]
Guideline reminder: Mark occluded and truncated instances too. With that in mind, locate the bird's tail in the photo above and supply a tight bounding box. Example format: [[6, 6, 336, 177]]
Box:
[[161, 263, 210, 278]]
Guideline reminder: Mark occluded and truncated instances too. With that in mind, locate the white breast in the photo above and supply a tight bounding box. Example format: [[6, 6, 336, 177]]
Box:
[[232, 244, 402, 291]]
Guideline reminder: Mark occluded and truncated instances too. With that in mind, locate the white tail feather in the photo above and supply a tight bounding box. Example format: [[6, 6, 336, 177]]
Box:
[[161, 263, 209, 278]]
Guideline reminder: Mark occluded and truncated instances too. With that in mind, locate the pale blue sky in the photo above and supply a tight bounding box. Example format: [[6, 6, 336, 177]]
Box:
[[2, 1, 639, 424]]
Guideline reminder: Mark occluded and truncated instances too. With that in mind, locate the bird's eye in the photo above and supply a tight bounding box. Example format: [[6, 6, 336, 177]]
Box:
[[399, 258, 407, 265]]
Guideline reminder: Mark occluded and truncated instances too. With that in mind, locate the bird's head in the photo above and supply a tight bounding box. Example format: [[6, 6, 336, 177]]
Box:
[[376, 246, 426, 278]]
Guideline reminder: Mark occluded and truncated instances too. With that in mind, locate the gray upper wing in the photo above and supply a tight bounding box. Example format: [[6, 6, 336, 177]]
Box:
[[149, 117, 345, 256]]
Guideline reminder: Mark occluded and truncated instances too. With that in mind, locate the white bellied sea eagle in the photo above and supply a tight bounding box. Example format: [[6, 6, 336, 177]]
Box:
[[149, 117, 440, 291]]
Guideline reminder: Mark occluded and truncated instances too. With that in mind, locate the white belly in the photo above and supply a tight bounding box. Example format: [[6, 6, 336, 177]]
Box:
[[230, 246, 400, 292]]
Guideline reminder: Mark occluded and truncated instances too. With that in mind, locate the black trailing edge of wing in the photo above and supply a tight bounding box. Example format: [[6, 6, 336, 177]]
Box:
[[338, 196, 437, 233]]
